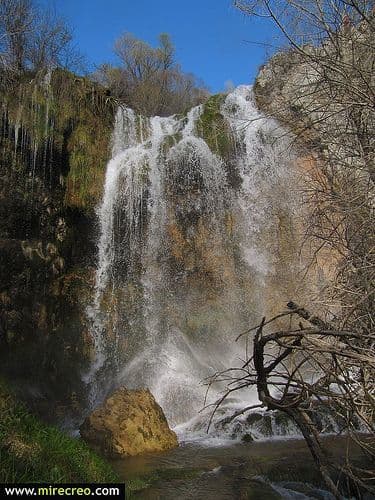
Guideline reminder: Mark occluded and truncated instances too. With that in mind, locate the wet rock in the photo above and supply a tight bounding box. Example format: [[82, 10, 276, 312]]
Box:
[[80, 387, 178, 457], [246, 412, 263, 426], [273, 411, 293, 435], [0, 240, 25, 279], [254, 414, 273, 437], [241, 433, 254, 443]]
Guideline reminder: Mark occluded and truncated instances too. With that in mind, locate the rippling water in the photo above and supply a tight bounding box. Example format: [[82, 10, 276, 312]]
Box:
[[111, 436, 364, 499]]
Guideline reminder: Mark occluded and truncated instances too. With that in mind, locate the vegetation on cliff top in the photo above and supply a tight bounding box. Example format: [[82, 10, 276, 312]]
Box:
[[94, 32, 208, 117], [1, 68, 115, 212], [0, 378, 117, 483]]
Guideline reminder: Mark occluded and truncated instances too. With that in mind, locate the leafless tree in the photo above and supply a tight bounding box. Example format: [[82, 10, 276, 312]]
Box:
[[0, 0, 82, 82], [0, 0, 33, 72], [27, 8, 80, 73], [207, 302, 374, 498], [94, 32, 208, 116]]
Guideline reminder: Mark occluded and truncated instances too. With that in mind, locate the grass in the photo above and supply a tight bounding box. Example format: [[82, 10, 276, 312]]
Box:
[[0, 379, 118, 483]]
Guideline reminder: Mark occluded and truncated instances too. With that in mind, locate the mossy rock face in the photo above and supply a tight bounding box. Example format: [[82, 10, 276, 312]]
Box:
[[1, 68, 115, 214], [80, 387, 178, 457], [0, 196, 96, 416], [160, 132, 182, 156], [196, 94, 234, 160]]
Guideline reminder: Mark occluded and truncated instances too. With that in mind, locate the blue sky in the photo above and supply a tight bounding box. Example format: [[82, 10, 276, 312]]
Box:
[[42, 0, 278, 93]]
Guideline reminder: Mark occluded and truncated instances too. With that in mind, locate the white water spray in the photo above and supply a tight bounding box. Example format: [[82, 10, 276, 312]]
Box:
[[87, 86, 296, 438]]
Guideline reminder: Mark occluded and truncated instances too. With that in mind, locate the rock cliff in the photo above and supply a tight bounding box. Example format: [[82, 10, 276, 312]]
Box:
[[0, 69, 115, 420]]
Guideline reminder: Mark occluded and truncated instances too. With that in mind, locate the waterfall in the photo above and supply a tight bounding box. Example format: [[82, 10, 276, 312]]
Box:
[[87, 85, 297, 438]]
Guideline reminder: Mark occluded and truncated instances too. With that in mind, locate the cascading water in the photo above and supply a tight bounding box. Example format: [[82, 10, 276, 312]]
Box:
[[87, 85, 299, 441]]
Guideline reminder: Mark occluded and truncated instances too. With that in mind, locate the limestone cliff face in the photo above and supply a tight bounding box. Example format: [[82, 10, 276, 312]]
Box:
[[0, 69, 114, 419], [252, 21, 375, 314], [254, 17, 374, 158]]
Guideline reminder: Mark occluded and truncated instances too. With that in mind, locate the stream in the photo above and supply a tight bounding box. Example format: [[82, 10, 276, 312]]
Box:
[[112, 436, 369, 499]]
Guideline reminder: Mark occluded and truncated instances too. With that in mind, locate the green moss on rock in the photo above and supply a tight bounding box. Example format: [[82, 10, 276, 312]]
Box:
[[196, 94, 234, 159], [1, 68, 115, 213], [160, 132, 183, 156]]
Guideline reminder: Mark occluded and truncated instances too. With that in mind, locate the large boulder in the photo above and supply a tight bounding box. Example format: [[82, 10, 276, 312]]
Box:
[[80, 387, 178, 457]]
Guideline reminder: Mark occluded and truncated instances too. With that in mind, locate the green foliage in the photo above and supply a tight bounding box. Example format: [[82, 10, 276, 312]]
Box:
[[196, 94, 234, 158], [0, 379, 118, 483]]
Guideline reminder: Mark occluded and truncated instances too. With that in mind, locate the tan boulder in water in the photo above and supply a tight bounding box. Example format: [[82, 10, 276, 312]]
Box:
[[80, 387, 178, 457]]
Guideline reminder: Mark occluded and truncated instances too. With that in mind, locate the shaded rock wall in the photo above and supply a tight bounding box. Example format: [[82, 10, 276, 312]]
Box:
[[0, 69, 115, 420]]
